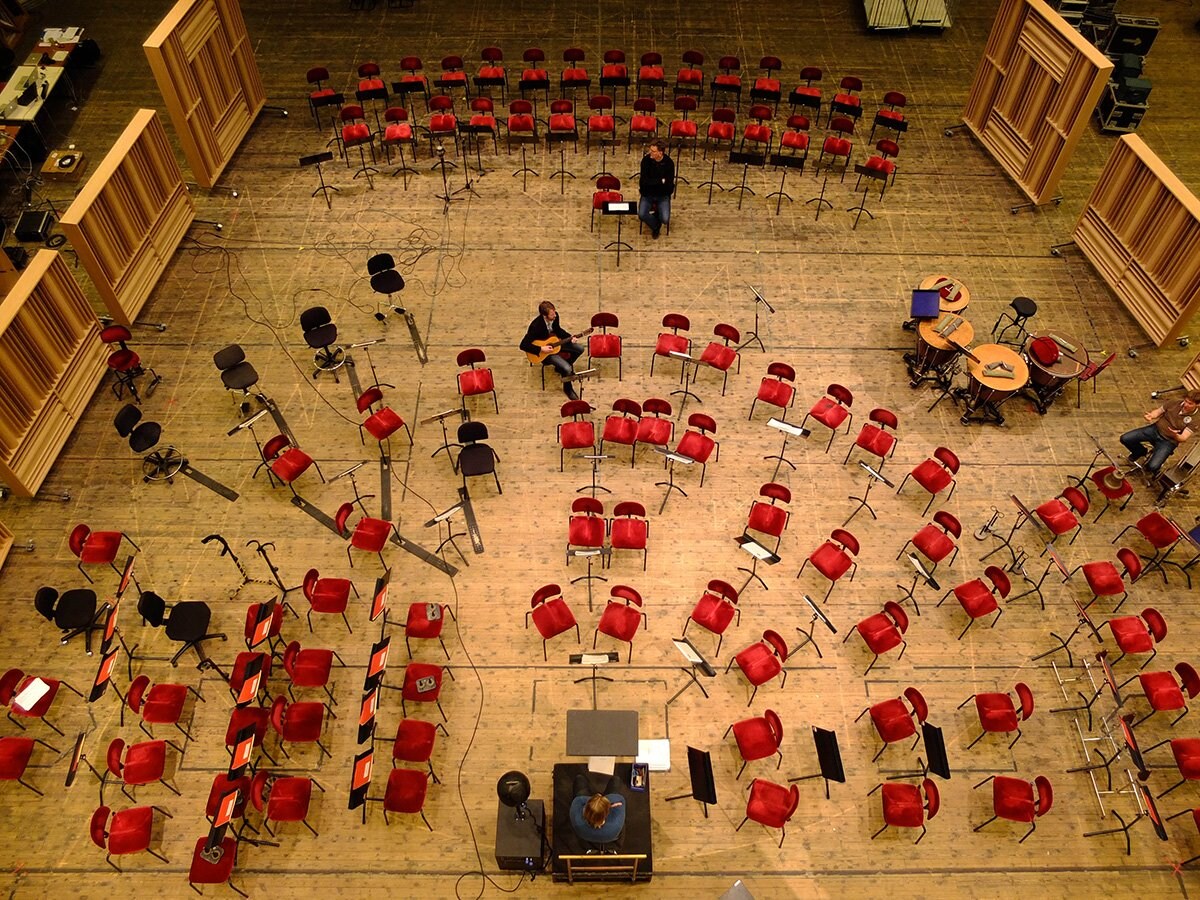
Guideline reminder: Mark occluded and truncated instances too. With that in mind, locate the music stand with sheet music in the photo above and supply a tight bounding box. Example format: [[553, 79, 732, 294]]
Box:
[[578, 453, 612, 497], [602, 200, 635, 266], [357, 685, 381, 744], [364, 636, 390, 690], [1033, 599, 1103, 668], [666, 637, 716, 708], [845, 462, 894, 526], [667, 351, 703, 416], [737, 284, 775, 354], [349, 746, 374, 824], [570, 651, 619, 709], [246, 599, 277, 651], [232, 654, 264, 708], [764, 418, 809, 481], [654, 447, 694, 514], [735, 534, 781, 593], [895, 553, 939, 616], [567, 548, 608, 611], [370, 572, 390, 625], [227, 723, 257, 779], [424, 502, 470, 567], [980, 494, 1036, 567], [767, 152, 805, 215], [794, 594, 837, 659], [299, 151, 338, 209], [788, 727, 846, 799], [562, 368, 597, 402]]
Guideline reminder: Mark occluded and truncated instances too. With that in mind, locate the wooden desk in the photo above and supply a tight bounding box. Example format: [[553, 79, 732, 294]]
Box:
[[0, 65, 66, 124], [32, 26, 83, 64], [919, 274, 970, 313]]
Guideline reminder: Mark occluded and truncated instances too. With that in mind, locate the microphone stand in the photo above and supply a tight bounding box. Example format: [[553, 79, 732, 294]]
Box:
[[737, 284, 775, 353], [433, 142, 461, 214]]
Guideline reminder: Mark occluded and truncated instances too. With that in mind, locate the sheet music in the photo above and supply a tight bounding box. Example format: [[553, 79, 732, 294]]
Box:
[[580, 653, 613, 666], [636, 739, 671, 772], [767, 417, 810, 437], [13, 678, 49, 711]]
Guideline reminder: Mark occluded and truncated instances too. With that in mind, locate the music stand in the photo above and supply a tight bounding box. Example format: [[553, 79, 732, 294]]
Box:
[[794, 594, 837, 659], [349, 747, 374, 825], [666, 637, 716, 707], [764, 418, 809, 481], [357, 686, 381, 744], [980, 494, 1035, 567], [788, 727, 846, 799], [247, 540, 302, 610], [457, 122, 493, 181], [654, 447, 694, 514], [602, 200, 635, 266], [570, 651, 619, 710], [88, 646, 119, 703], [698, 155, 727, 204], [668, 351, 703, 416], [728, 149, 765, 210], [1052, 651, 1119, 732], [364, 636, 391, 690], [889, 722, 951, 781], [578, 454, 612, 497], [424, 503, 469, 567], [64, 731, 85, 788], [1033, 599, 1103, 667], [232, 654, 264, 708], [562, 368, 596, 402], [370, 572, 391, 625], [735, 533, 781, 593], [845, 462, 894, 526], [299, 151, 338, 209], [568, 548, 608, 611], [246, 599, 277, 651], [432, 141, 460, 213], [664, 746, 717, 818], [738, 284, 775, 354], [767, 152, 805, 214], [1083, 781, 1168, 856], [422, 408, 466, 460], [895, 553, 940, 616], [1009, 544, 1068, 610], [228, 723, 257, 779], [848, 163, 887, 229], [806, 155, 838, 220]]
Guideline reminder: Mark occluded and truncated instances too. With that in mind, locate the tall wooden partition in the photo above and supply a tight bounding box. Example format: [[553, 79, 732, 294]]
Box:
[[962, 0, 1111, 205], [59, 109, 194, 325], [0, 251, 106, 498], [1075, 135, 1200, 348], [143, 0, 266, 189]]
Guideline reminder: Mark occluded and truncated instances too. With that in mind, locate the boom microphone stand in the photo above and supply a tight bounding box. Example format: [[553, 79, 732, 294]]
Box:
[[737, 284, 774, 353]]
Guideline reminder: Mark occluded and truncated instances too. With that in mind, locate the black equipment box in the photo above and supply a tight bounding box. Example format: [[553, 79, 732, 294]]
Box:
[[1097, 84, 1147, 134], [1104, 15, 1160, 56], [495, 799, 546, 873], [1117, 76, 1151, 106], [14, 210, 53, 243]]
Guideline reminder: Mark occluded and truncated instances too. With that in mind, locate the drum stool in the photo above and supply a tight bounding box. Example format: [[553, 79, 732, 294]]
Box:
[[991, 296, 1037, 347]]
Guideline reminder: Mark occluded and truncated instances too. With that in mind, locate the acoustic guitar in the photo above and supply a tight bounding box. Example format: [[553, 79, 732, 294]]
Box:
[[525, 327, 594, 365]]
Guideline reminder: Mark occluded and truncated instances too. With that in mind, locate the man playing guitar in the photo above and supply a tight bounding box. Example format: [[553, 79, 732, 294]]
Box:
[[519, 301, 589, 400]]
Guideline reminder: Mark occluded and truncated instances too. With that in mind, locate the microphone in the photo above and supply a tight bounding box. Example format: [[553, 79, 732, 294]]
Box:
[[226, 409, 268, 436], [330, 461, 368, 481]]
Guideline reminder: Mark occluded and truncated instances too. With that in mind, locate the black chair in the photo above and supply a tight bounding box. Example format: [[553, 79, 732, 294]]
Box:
[[300, 307, 345, 381], [455, 421, 501, 494], [212, 345, 260, 415], [367, 254, 406, 318], [137, 592, 227, 667], [114, 404, 184, 483], [35, 587, 104, 655]]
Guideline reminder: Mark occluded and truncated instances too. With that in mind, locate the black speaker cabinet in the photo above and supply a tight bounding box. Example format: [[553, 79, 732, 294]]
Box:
[[494, 799, 546, 873], [1104, 15, 1160, 56], [14, 210, 53, 243]]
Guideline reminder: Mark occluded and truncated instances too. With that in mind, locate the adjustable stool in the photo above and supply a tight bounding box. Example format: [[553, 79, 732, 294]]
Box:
[[991, 296, 1037, 347], [101, 325, 161, 404]]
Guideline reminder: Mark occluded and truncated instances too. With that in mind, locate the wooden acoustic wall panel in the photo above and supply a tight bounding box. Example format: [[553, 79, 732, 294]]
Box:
[[59, 109, 194, 325], [1077, 135, 1200, 348], [0, 251, 106, 498], [962, 0, 1110, 204], [143, 0, 266, 189]]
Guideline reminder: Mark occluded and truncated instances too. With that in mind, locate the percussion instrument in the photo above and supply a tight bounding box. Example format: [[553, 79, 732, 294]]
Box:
[[1023, 332, 1089, 414], [958, 343, 1029, 426], [909, 316, 975, 387], [919, 274, 970, 314]]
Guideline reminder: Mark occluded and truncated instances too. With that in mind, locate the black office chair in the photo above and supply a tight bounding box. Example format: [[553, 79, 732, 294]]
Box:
[[33, 586, 103, 655], [367, 254, 406, 319], [212, 345, 260, 415], [455, 421, 502, 494], [113, 404, 185, 483], [300, 307, 345, 381], [136, 592, 227, 668]]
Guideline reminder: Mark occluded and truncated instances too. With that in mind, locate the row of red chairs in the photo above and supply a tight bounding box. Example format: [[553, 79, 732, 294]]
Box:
[[526, 583, 647, 662]]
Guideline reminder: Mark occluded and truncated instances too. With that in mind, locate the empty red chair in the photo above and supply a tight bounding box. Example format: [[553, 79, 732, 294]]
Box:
[[698, 324, 741, 395], [798, 528, 858, 602], [335, 502, 395, 568], [800, 383, 854, 451], [938, 565, 1011, 640], [870, 90, 908, 141], [726, 629, 788, 706], [1148, 737, 1200, 797], [609, 502, 649, 570], [627, 97, 658, 151], [744, 482, 791, 553], [870, 778, 939, 844], [816, 121, 853, 181], [477, 47, 506, 98], [682, 579, 740, 656], [1113, 513, 1181, 583], [751, 56, 783, 110], [1106, 608, 1168, 669], [896, 446, 959, 515], [456, 348, 498, 414], [973, 775, 1053, 842], [637, 51, 666, 98], [705, 107, 736, 158], [830, 75, 864, 122], [844, 601, 909, 674], [740, 104, 773, 153], [1070, 548, 1142, 612], [674, 49, 705, 96], [590, 174, 622, 232], [712, 56, 742, 109], [726, 708, 783, 779], [593, 585, 646, 662], [1034, 486, 1088, 548], [256, 434, 322, 496], [669, 96, 700, 157], [401, 662, 452, 722], [599, 398, 640, 467], [526, 584, 579, 660], [126, 675, 199, 742], [780, 114, 810, 157], [302, 567, 355, 633], [857, 686, 927, 762], [68, 524, 139, 584], [0, 735, 54, 795], [587, 312, 622, 379], [426, 94, 459, 155], [959, 682, 1034, 749], [585, 95, 617, 156], [393, 718, 448, 783], [357, 386, 413, 447], [675, 413, 719, 486], [250, 770, 324, 837], [844, 407, 899, 470], [897, 510, 961, 573], [856, 139, 900, 197], [567, 496, 605, 556], [282, 640, 343, 705], [306, 66, 337, 127], [737, 778, 799, 847], [1126, 662, 1200, 728], [600, 49, 630, 102], [90, 804, 169, 871], [269, 694, 332, 761], [106, 737, 180, 802], [506, 98, 537, 151], [635, 398, 674, 457], [520, 48, 550, 101], [547, 97, 579, 150], [789, 66, 822, 115], [650, 314, 691, 377], [383, 767, 432, 829], [557, 400, 596, 471], [749, 362, 797, 421]]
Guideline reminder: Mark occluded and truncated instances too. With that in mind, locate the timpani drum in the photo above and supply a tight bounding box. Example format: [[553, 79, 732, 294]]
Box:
[[961, 343, 1030, 425], [1024, 332, 1089, 413], [919, 274, 971, 314], [915, 317, 975, 373]]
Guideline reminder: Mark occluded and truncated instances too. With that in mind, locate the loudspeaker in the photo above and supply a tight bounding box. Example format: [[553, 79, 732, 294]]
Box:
[[1112, 52, 1142, 80], [14, 210, 53, 243], [494, 799, 546, 873]]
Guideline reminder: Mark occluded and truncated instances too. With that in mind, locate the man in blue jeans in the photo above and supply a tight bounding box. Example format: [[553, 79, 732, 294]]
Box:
[[637, 139, 674, 240], [569, 773, 625, 851], [1119, 390, 1200, 476]]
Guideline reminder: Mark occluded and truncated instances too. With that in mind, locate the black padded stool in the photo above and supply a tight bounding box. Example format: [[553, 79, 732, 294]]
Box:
[[991, 296, 1037, 347]]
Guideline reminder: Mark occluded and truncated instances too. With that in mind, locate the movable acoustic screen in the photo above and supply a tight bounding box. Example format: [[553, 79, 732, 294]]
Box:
[[349, 747, 374, 810], [89, 647, 119, 702]]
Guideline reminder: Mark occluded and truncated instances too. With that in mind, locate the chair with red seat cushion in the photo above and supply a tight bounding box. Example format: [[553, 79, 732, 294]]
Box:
[[674, 49, 705, 97], [426, 94, 459, 156], [637, 52, 666, 99], [392, 56, 430, 107], [90, 804, 170, 871], [456, 348, 499, 414], [740, 104, 773, 154], [1125, 662, 1200, 728], [586, 94, 617, 158], [788, 66, 822, 115], [780, 114, 810, 158], [526, 584, 579, 661], [255, 434, 323, 496], [675, 413, 719, 486], [383, 767, 433, 829], [726, 708, 783, 779], [437, 55, 470, 99], [590, 175, 623, 232], [698, 324, 741, 395], [1069, 547, 1142, 612], [106, 737, 180, 802], [188, 835, 243, 896], [897, 510, 961, 573], [870, 778, 939, 844], [798, 528, 859, 602], [750, 56, 783, 111], [2, 668, 82, 737], [467, 97, 500, 150], [519, 48, 550, 102], [668, 95, 699, 159], [381, 106, 418, 176], [938, 565, 1011, 640], [959, 682, 1034, 749], [1106, 607, 1168, 669], [896, 446, 959, 515], [401, 662, 453, 722], [402, 602, 454, 660], [635, 398, 675, 458], [844, 407, 899, 470], [506, 98, 538, 152], [744, 482, 791, 553], [683, 579, 740, 656], [205, 772, 250, 824], [1088, 466, 1134, 521], [250, 769, 325, 836], [126, 674, 201, 742], [870, 90, 908, 141], [843, 601, 909, 674], [599, 398, 640, 467], [567, 496, 606, 557], [817, 114, 855, 176], [1148, 738, 1200, 798], [750, 362, 797, 421], [1113, 512, 1181, 584], [600, 49, 630, 103], [270, 694, 333, 761], [737, 778, 799, 847], [335, 502, 395, 568], [712, 56, 742, 110], [856, 138, 900, 198], [608, 502, 649, 570], [393, 719, 448, 782], [339, 104, 377, 182], [0, 735, 56, 795], [726, 629, 788, 706], [283, 640, 345, 705], [857, 686, 928, 761], [68, 524, 139, 585], [587, 312, 622, 379], [829, 75, 864, 124], [800, 383, 854, 451], [229, 651, 272, 707], [302, 567, 356, 633], [650, 313, 691, 377], [547, 98, 579, 153], [557, 400, 596, 471], [225, 705, 275, 767], [973, 775, 1052, 842], [594, 585, 646, 662], [704, 107, 736, 159], [306, 66, 338, 128], [1034, 486, 1089, 549], [357, 386, 413, 447], [356, 61, 384, 94]]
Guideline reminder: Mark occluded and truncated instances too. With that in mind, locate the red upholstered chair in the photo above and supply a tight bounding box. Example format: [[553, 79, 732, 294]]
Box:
[[456, 348, 498, 414], [843, 601, 908, 674], [744, 482, 791, 553], [870, 778, 939, 844], [594, 585, 646, 661], [477, 46, 506, 99], [587, 312, 622, 379], [829, 75, 864, 124], [590, 175, 623, 232], [526, 584, 579, 660], [798, 528, 859, 602], [668, 95, 700, 160], [269, 694, 333, 761], [897, 510, 961, 573], [567, 496, 606, 559], [749, 362, 797, 421], [90, 804, 170, 871], [357, 386, 413, 447], [1034, 486, 1089, 549], [394, 56, 430, 107], [1105, 608, 1168, 669], [383, 767, 433, 828], [600, 49, 630, 103], [393, 718, 448, 782], [336, 502, 394, 568], [972, 775, 1053, 842], [1125, 662, 1200, 727], [188, 835, 243, 896], [1088, 466, 1134, 521], [938, 565, 1011, 640], [426, 94, 459, 156], [675, 50, 705, 97], [800, 383, 854, 450], [698, 323, 741, 394], [712, 56, 742, 110], [356, 61, 385, 94], [243, 599, 288, 654], [726, 708, 783, 779], [856, 138, 900, 198], [704, 107, 736, 158], [683, 579, 740, 656], [519, 47, 550, 102], [609, 502, 649, 570], [306, 66, 337, 128], [637, 51, 666, 99], [896, 446, 959, 515], [586, 95, 617, 157], [224, 705, 275, 767], [251, 770, 325, 837], [401, 662, 453, 722], [437, 55, 469, 100], [675, 413, 719, 486], [126, 675, 201, 742], [737, 778, 798, 847], [740, 103, 773, 154], [2, 668, 82, 737], [381, 106, 418, 178], [635, 398, 675, 458], [844, 407, 899, 470], [870, 90, 908, 141], [857, 686, 928, 761], [68, 524, 138, 584], [788, 66, 822, 115], [338, 103, 375, 170], [959, 682, 1034, 749], [0, 735, 56, 795], [1069, 548, 1142, 612], [599, 398, 641, 467], [557, 400, 596, 471], [282, 640, 344, 705], [302, 567, 356, 633], [403, 602, 455, 660], [750, 56, 783, 111], [106, 737, 180, 802], [780, 114, 810, 158], [228, 652, 271, 707], [506, 98, 538, 152], [816, 116, 854, 180], [726, 629, 788, 706], [1113, 513, 1181, 583], [547, 98, 579, 151], [1148, 738, 1200, 797], [255, 434, 323, 496], [650, 314, 691, 377]]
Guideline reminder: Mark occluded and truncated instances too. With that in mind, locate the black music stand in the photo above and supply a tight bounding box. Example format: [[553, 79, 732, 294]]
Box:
[[570, 651, 619, 709], [666, 637, 716, 706], [1070, 713, 1150, 793], [664, 746, 717, 818], [1033, 600, 1103, 668], [1052, 650, 1120, 732], [432, 141, 460, 213], [764, 418, 810, 481], [728, 149, 765, 210], [806, 155, 838, 220], [299, 152, 338, 209], [422, 408, 466, 460], [794, 594, 837, 659], [602, 200, 635, 266], [888, 722, 951, 781], [654, 447, 694, 514], [735, 534, 780, 593], [511, 141, 538, 191], [738, 284, 774, 353], [698, 156, 726, 205], [578, 454, 612, 497], [562, 368, 596, 403], [547, 134, 575, 194], [348, 747, 375, 825], [458, 122, 493, 179], [848, 163, 887, 229], [896, 553, 940, 616], [980, 494, 1035, 567], [845, 462, 894, 526], [568, 548, 608, 611], [668, 351, 703, 416], [1009, 544, 1068, 610], [1084, 782, 1168, 856], [424, 503, 470, 567], [788, 727, 846, 799], [767, 152, 805, 215]]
